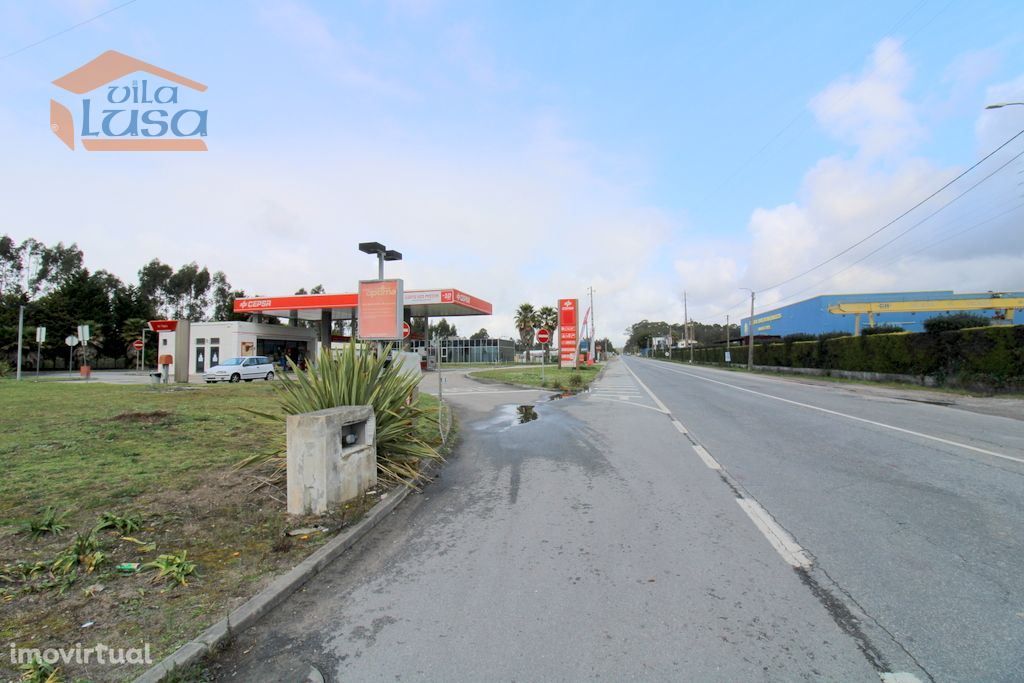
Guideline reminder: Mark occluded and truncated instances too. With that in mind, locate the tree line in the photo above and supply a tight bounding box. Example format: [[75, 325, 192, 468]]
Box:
[[1, 235, 247, 368], [623, 319, 740, 353]]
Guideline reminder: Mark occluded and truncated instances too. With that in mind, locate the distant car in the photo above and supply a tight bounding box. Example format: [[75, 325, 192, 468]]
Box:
[[204, 356, 275, 383]]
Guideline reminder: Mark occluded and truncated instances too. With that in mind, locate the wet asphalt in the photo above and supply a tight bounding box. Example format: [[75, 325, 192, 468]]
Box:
[[207, 363, 930, 681]]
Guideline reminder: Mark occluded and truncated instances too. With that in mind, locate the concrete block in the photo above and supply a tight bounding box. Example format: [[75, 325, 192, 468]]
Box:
[[286, 405, 377, 515]]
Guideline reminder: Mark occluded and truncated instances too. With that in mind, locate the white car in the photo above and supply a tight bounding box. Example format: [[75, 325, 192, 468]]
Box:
[[204, 356, 275, 383]]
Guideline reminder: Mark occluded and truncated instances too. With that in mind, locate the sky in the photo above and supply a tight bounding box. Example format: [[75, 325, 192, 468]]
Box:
[[2, 0, 1024, 346]]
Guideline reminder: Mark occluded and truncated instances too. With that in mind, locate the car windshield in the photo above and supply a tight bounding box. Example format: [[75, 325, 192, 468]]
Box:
[[218, 358, 244, 366]]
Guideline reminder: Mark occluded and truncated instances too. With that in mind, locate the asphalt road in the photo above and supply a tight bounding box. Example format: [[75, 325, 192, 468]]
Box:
[[210, 360, 1023, 682], [623, 357, 1024, 682]]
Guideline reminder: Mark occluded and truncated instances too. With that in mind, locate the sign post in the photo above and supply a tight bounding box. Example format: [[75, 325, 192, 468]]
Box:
[[132, 339, 144, 370], [35, 326, 46, 378], [64, 334, 78, 377], [558, 299, 578, 369], [536, 328, 551, 383]]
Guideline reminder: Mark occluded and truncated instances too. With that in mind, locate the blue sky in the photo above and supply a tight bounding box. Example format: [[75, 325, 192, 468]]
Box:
[[2, 0, 1024, 343]]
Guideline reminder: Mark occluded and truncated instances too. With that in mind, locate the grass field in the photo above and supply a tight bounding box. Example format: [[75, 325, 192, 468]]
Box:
[[0, 379, 444, 682], [469, 363, 602, 390]]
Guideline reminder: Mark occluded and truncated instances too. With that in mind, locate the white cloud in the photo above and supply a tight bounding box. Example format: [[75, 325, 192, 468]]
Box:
[[257, 0, 414, 98], [714, 39, 1024, 320], [810, 37, 924, 159]]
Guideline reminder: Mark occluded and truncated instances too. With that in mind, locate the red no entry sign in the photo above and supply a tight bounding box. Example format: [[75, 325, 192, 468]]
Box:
[[402, 321, 411, 339], [132, 339, 144, 350], [536, 328, 551, 344]]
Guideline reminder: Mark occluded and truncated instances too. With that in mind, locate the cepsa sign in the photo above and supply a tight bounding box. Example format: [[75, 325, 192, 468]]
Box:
[[558, 298, 578, 369], [358, 279, 404, 340]]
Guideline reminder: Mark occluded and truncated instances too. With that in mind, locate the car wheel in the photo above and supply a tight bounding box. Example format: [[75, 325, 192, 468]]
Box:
[[230, 373, 241, 383], [266, 372, 275, 381]]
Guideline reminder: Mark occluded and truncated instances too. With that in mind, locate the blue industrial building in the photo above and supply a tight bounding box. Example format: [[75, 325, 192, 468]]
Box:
[[740, 290, 1024, 338]]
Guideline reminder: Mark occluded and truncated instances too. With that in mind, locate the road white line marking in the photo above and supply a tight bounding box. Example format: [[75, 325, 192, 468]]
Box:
[[879, 673, 924, 683], [646, 361, 1024, 466], [736, 498, 812, 568], [672, 419, 687, 434], [692, 444, 721, 470], [588, 396, 668, 413], [621, 361, 671, 414]]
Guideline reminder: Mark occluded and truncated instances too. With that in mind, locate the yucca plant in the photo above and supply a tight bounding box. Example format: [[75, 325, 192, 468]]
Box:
[[241, 342, 441, 487]]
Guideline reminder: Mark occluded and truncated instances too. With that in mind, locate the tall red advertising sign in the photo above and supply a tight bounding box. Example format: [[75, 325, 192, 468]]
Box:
[[558, 298, 578, 368], [358, 279, 404, 340]]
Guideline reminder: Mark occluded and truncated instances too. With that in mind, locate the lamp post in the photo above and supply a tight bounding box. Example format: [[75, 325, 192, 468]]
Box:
[[358, 242, 402, 280], [984, 102, 1024, 109], [358, 242, 403, 357], [740, 288, 755, 371]]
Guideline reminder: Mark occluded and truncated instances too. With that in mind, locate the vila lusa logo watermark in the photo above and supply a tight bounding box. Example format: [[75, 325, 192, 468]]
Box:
[[50, 50, 208, 151]]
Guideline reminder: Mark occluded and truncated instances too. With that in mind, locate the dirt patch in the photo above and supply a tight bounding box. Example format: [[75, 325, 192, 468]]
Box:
[[110, 410, 174, 425]]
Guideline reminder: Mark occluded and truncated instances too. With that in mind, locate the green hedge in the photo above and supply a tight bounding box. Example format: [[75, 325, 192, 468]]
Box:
[[669, 325, 1024, 388]]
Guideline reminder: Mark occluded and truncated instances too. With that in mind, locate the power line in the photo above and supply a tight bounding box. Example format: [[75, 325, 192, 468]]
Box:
[[695, 0, 948, 209], [759, 126, 1024, 291], [749, 152, 1024, 311], [0, 0, 140, 61], [716, 136, 1024, 319]]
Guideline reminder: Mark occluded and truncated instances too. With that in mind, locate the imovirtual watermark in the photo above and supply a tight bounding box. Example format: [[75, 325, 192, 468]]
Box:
[[7, 641, 152, 667]]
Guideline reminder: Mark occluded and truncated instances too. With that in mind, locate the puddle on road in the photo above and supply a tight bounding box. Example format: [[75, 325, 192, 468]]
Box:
[[517, 405, 538, 423]]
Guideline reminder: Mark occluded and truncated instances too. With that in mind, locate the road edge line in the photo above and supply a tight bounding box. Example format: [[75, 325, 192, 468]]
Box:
[[646, 361, 1022, 465]]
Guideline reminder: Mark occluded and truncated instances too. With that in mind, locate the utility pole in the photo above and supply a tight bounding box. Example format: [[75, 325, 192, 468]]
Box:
[[689, 301, 695, 364], [747, 290, 755, 371], [15, 248, 33, 381], [683, 291, 688, 361], [587, 286, 596, 361], [726, 314, 730, 354]]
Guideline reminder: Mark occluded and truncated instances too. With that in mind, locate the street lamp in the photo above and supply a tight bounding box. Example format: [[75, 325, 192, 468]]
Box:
[[984, 102, 1024, 109], [739, 288, 755, 371], [358, 241, 402, 280]]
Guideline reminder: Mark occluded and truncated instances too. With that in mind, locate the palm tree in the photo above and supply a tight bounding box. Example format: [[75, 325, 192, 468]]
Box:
[[536, 305, 557, 363], [513, 303, 538, 361]]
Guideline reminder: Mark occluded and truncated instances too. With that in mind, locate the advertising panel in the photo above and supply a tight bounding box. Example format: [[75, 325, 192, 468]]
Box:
[[558, 298, 578, 368], [358, 279, 404, 340]]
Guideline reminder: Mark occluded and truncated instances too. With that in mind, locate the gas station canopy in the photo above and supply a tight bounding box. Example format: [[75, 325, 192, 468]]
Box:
[[233, 288, 492, 321]]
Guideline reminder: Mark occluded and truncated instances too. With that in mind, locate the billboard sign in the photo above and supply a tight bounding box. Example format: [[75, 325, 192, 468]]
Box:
[[358, 279, 404, 340], [558, 298, 578, 368]]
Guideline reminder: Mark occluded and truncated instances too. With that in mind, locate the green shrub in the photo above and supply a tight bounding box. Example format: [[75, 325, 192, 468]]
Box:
[[569, 373, 584, 388], [924, 313, 990, 333], [783, 333, 816, 343], [861, 325, 904, 335], [25, 506, 68, 539], [253, 342, 442, 486], [817, 331, 850, 341]]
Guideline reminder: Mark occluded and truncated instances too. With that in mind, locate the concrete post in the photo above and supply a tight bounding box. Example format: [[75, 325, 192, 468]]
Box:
[[286, 405, 377, 516]]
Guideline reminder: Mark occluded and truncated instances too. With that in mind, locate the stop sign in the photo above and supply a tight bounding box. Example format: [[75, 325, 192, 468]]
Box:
[[402, 321, 411, 339], [536, 328, 551, 344], [133, 340, 144, 350]]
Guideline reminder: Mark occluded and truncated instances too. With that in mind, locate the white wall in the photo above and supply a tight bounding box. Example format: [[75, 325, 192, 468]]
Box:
[[160, 321, 317, 382]]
